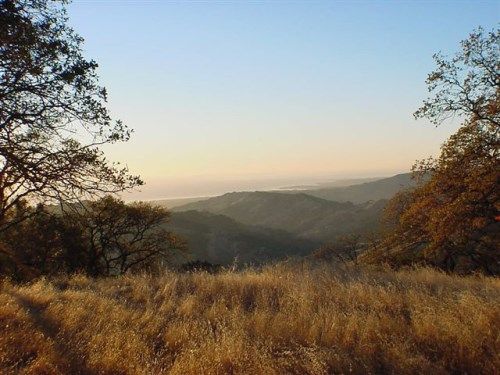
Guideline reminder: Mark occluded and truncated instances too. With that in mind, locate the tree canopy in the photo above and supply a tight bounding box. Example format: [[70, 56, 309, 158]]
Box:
[[0, 196, 185, 280], [383, 28, 499, 274], [0, 0, 142, 230]]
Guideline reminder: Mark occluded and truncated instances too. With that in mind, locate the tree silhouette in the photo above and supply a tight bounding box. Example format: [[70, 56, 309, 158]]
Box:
[[0, 0, 142, 230]]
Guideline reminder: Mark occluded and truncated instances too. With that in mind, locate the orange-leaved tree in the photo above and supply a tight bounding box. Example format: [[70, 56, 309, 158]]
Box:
[[384, 28, 499, 274]]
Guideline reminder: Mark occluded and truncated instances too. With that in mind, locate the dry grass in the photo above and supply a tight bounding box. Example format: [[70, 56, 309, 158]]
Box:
[[0, 263, 499, 374]]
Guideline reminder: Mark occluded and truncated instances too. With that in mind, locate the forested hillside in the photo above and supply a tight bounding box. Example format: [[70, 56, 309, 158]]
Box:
[[177, 191, 386, 242], [167, 211, 318, 265]]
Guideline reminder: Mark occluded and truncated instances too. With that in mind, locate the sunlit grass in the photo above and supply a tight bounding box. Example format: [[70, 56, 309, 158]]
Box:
[[1, 264, 498, 374]]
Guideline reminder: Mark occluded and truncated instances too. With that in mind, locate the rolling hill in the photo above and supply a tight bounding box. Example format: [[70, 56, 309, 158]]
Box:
[[175, 191, 385, 242], [168, 173, 418, 261], [298, 173, 416, 203], [167, 210, 318, 265]]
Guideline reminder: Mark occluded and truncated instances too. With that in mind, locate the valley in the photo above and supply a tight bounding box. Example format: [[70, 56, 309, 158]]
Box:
[[160, 174, 417, 265]]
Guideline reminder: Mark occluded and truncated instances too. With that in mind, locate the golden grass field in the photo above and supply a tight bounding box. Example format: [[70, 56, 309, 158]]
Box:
[[0, 264, 499, 374]]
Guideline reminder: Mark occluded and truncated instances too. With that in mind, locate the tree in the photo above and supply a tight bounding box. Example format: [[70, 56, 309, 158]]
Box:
[[414, 28, 499, 128], [0, 0, 142, 230], [384, 28, 499, 274], [0, 201, 88, 280], [71, 196, 185, 276], [0, 197, 185, 279]]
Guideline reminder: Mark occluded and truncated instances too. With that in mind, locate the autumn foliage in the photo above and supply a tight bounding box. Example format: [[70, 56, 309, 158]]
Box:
[[380, 28, 499, 274]]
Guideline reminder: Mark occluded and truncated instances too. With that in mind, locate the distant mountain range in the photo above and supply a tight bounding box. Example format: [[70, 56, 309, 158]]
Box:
[[165, 173, 417, 264], [149, 196, 210, 209], [277, 176, 381, 191], [296, 173, 415, 203]]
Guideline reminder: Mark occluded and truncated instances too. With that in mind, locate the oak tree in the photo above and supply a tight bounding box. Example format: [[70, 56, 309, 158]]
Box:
[[71, 196, 186, 276], [385, 28, 499, 274], [0, 0, 142, 230]]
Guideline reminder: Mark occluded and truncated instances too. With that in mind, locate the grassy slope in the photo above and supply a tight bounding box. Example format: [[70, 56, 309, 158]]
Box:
[[1, 265, 499, 375]]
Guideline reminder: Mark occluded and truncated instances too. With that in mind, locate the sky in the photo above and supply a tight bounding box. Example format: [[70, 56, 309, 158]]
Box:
[[67, 0, 499, 199]]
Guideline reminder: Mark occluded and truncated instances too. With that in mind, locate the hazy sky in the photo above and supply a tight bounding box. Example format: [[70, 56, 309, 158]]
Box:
[[67, 0, 498, 199]]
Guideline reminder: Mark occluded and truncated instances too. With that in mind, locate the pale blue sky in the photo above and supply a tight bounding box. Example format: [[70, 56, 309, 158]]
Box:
[[67, 0, 498, 199]]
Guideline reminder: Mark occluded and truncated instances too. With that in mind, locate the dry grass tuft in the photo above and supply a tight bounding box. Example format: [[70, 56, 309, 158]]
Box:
[[1, 264, 499, 374]]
